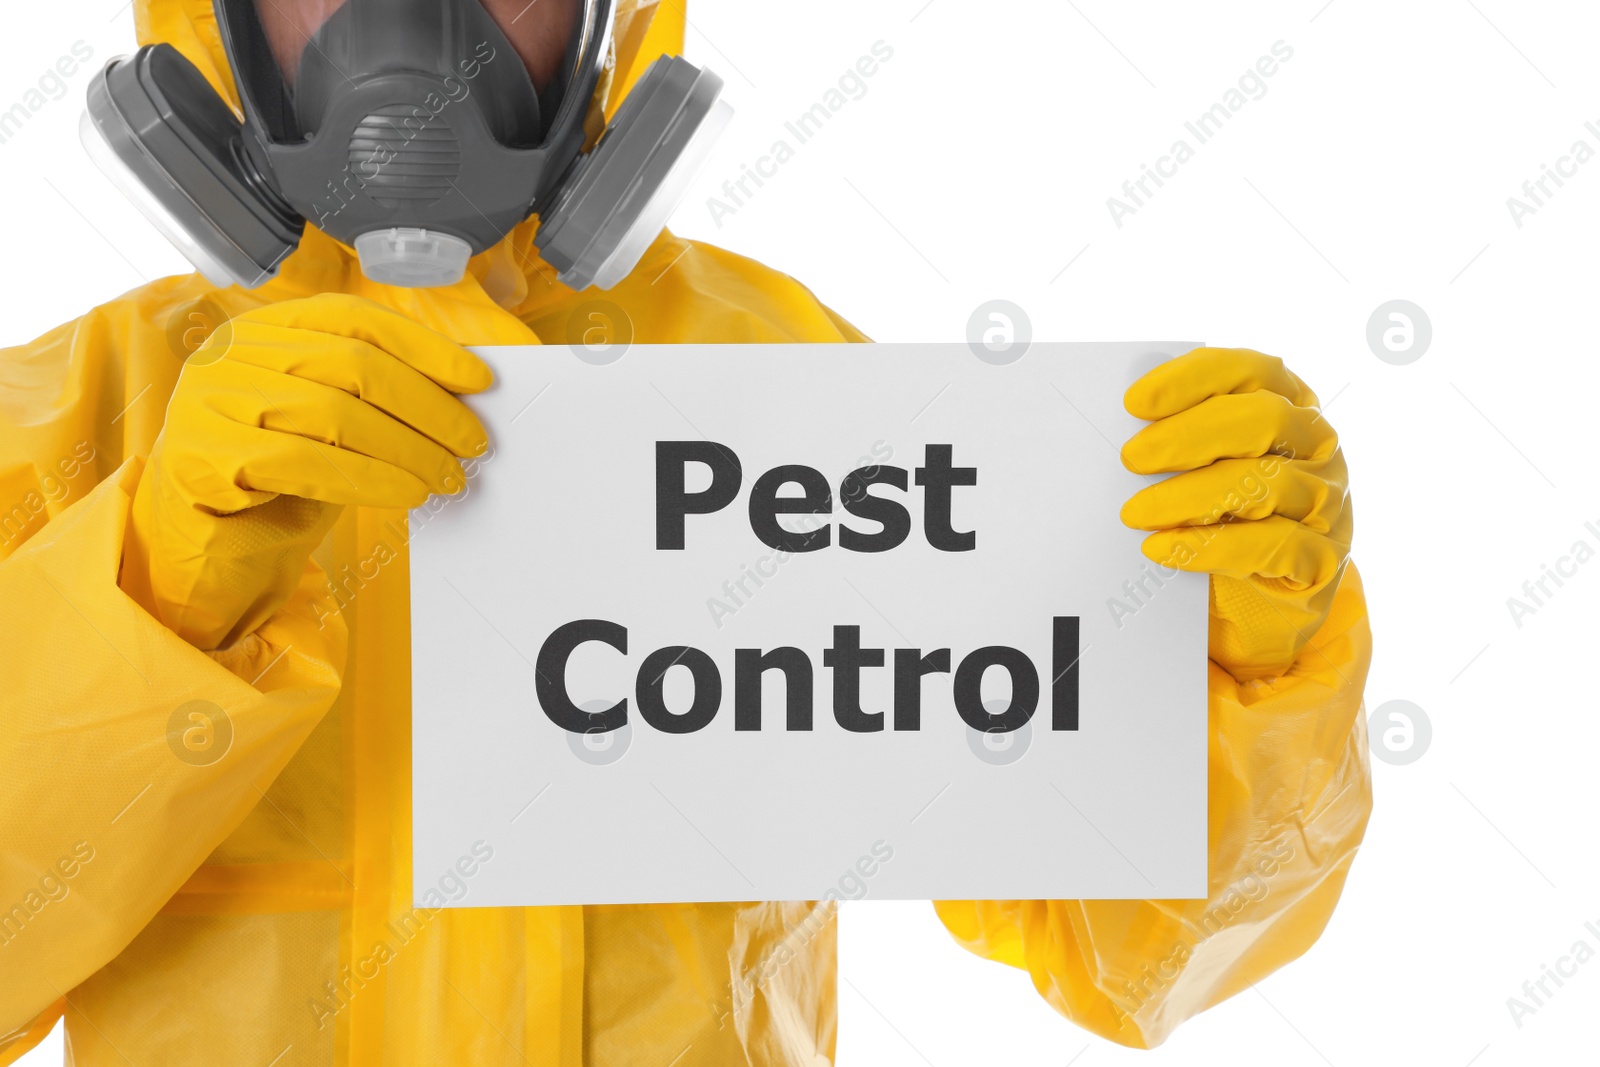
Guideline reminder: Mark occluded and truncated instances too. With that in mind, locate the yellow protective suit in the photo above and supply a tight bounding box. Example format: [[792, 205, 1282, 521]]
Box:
[[0, 1, 1373, 1061]]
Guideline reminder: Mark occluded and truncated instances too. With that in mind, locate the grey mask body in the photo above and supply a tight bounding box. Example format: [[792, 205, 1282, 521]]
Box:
[[266, 0, 578, 255]]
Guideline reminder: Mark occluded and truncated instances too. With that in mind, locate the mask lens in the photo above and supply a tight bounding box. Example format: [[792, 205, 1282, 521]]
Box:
[[489, 0, 612, 149], [252, 0, 350, 87], [478, 0, 598, 94], [563, 0, 611, 88], [256, 1, 605, 96]]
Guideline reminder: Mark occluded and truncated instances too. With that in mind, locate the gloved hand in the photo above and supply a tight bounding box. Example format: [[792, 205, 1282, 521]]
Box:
[[120, 293, 493, 651], [1119, 347, 1352, 681]]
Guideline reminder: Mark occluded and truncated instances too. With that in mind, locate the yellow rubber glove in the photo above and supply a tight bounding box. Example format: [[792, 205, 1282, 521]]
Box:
[[1119, 347, 1352, 681], [120, 293, 493, 650]]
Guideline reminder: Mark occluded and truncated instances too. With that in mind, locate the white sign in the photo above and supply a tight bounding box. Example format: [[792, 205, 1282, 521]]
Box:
[[410, 342, 1209, 906]]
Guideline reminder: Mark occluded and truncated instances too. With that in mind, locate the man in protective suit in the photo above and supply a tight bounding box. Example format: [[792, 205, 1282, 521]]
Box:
[[0, 0, 1370, 1062]]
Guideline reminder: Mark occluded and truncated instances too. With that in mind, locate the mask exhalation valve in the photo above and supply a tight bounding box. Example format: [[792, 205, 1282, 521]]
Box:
[[354, 228, 475, 288]]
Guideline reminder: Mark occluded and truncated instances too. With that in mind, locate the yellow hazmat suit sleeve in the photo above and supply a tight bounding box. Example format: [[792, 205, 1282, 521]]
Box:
[[936, 349, 1370, 1050], [0, 456, 347, 1044], [936, 572, 1371, 1048]]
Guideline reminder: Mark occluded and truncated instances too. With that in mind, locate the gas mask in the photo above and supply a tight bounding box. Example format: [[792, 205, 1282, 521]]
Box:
[[81, 0, 730, 291]]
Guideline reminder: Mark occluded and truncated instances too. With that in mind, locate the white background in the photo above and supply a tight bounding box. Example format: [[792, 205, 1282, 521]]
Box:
[[3, 0, 1598, 1063]]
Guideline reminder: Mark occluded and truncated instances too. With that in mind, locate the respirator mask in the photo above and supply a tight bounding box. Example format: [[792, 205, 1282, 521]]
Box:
[[81, 0, 731, 290]]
